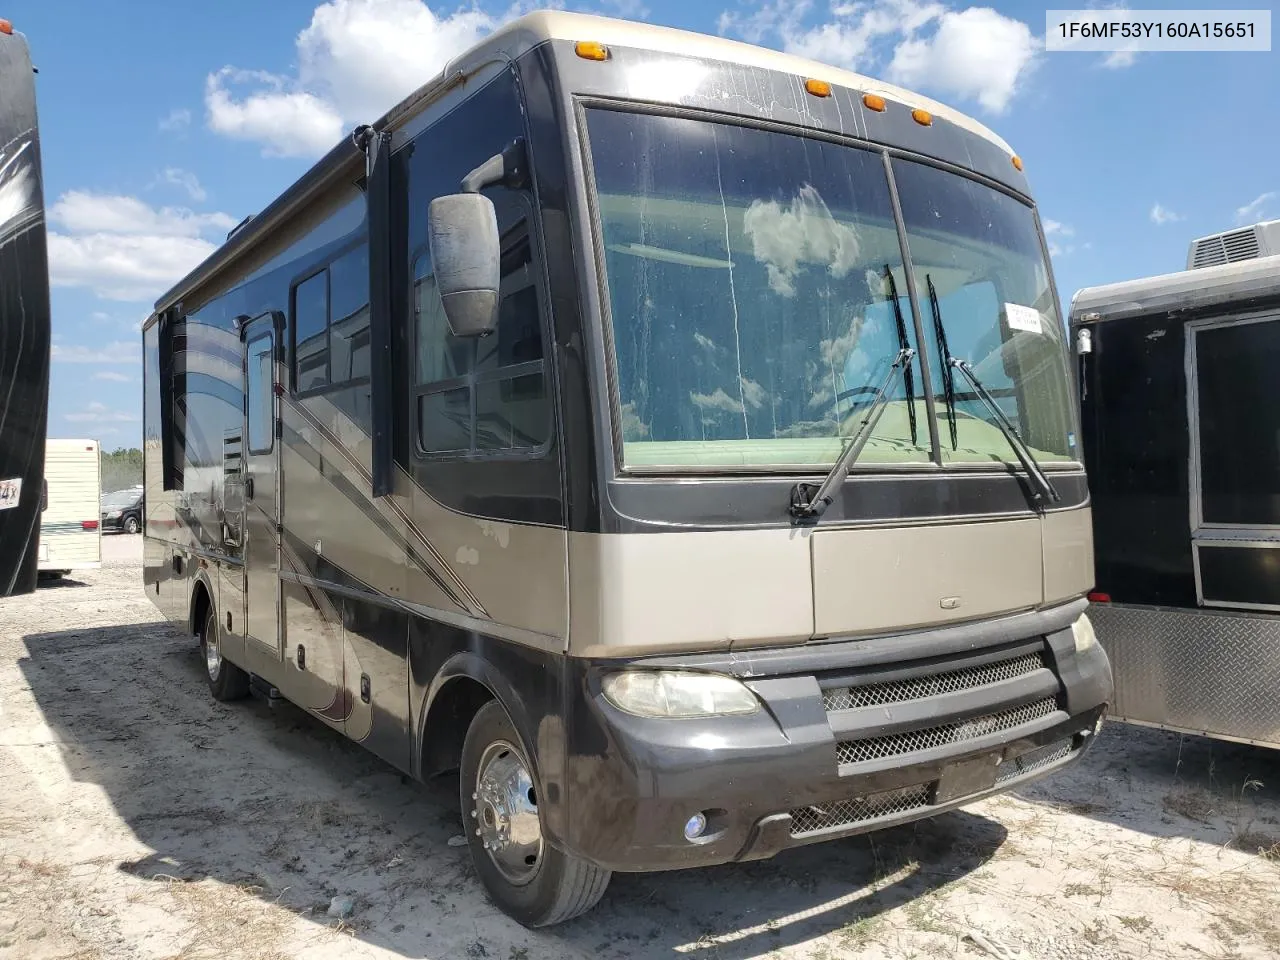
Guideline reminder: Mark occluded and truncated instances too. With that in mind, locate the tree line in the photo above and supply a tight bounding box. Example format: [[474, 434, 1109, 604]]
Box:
[[101, 447, 143, 493]]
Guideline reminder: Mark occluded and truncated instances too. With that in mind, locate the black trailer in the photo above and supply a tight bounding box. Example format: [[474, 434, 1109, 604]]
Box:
[[1072, 221, 1280, 747], [0, 16, 51, 597]]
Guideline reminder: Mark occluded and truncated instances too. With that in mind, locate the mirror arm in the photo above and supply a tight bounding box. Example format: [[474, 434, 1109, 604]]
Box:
[[460, 138, 529, 194]]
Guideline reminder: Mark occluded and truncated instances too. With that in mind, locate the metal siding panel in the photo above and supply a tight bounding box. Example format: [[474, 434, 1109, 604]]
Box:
[[1090, 603, 1280, 747]]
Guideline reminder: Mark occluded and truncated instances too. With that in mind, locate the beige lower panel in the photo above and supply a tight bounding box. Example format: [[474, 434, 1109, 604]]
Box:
[[811, 518, 1044, 636], [1042, 506, 1094, 605], [567, 529, 814, 655]]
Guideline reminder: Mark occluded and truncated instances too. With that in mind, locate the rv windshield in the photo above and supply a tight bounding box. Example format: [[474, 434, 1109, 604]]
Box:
[[586, 108, 1076, 471]]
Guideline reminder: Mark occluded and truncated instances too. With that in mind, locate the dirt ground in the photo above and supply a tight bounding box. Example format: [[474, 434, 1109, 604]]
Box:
[[2, 537, 1279, 960]]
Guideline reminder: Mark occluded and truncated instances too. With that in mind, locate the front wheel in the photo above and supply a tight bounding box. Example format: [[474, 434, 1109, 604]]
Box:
[[200, 606, 249, 702], [124, 515, 140, 535], [459, 700, 610, 927]]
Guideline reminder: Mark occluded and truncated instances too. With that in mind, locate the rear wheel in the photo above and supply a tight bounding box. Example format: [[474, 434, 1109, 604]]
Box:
[[200, 605, 249, 701], [459, 700, 610, 927]]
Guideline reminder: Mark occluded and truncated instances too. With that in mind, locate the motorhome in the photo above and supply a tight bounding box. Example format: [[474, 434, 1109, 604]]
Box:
[[1073, 220, 1280, 749], [39, 439, 102, 579], [143, 11, 1112, 926], [0, 16, 52, 596]]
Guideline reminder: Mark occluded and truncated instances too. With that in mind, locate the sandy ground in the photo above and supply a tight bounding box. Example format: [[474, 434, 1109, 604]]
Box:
[[1, 537, 1279, 960]]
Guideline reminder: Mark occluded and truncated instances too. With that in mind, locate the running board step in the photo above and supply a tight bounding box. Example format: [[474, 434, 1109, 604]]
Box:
[[250, 674, 281, 705]]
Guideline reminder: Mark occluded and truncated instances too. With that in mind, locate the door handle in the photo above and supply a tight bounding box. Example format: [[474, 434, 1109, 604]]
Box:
[[245, 476, 255, 500]]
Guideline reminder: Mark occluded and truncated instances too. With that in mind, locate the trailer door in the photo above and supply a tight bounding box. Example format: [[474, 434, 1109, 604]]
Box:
[[242, 316, 282, 655], [1187, 313, 1280, 610]]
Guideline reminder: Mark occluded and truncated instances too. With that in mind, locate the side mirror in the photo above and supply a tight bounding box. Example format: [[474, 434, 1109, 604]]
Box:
[[427, 193, 500, 338]]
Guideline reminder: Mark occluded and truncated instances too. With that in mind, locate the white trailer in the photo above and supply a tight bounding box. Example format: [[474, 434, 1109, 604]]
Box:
[[39, 438, 101, 577]]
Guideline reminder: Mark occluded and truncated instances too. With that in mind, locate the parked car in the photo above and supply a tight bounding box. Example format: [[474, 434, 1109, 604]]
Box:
[[100, 487, 144, 534]]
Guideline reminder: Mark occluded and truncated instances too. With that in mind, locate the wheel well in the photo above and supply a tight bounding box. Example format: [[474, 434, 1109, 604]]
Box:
[[189, 580, 212, 638], [421, 677, 494, 778]]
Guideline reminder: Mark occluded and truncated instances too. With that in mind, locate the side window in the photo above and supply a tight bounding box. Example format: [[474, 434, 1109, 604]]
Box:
[[413, 215, 551, 455], [246, 334, 274, 454], [294, 272, 328, 392], [330, 245, 371, 383], [292, 241, 371, 393]]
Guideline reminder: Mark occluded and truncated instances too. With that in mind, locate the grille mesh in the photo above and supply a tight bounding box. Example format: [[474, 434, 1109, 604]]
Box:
[[996, 739, 1073, 784], [836, 697, 1058, 766], [823, 652, 1046, 712], [789, 785, 930, 836]]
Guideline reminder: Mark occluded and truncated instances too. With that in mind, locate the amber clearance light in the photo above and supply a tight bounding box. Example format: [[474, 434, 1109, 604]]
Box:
[[0, 19, 13, 35], [575, 41, 609, 61], [804, 78, 831, 98], [911, 108, 933, 126], [1012, 155, 1025, 171], [862, 93, 886, 112]]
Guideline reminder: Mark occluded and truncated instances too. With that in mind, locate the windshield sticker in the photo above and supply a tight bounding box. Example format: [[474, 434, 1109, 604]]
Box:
[[0, 478, 21, 511], [1004, 302, 1043, 334]]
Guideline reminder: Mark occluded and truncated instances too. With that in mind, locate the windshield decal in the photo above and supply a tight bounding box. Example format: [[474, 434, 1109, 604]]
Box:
[[1004, 302, 1043, 334]]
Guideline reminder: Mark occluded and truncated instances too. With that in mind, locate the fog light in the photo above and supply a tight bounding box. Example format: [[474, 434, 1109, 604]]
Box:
[[684, 812, 708, 840]]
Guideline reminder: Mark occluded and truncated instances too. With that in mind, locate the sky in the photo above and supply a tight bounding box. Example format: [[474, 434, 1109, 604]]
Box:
[[8, 0, 1277, 449]]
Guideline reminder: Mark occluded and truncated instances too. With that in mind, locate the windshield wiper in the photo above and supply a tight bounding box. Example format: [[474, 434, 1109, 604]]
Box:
[[882, 266, 918, 446], [790, 347, 915, 520], [947, 357, 1062, 507], [925, 275, 958, 450]]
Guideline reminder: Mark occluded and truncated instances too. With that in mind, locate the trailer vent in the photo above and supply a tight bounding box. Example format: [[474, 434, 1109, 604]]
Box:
[[1187, 220, 1280, 269]]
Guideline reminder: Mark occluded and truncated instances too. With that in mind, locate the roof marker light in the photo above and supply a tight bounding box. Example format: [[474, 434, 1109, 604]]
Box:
[[575, 41, 609, 61], [0, 20, 13, 35], [911, 108, 933, 127], [862, 93, 886, 112], [1012, 155, 1024, 171], [804, 78, 831, 98]]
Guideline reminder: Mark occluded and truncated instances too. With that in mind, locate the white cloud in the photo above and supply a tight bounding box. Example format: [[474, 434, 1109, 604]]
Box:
[[1102, 49, 1137, 69], [92, 371, 134, 383], [51, 341, 139, 365], [157, 168, 207, 203], [1236, 191, 1277, 225], [206, 68, 345, 158], [1042, 219, 1076, 258], [887, 7, 1037, 114], [719, 1, 1037, 114], [159, 108, 192, 132], [1149, 203, 1181, 226], [46, 192, 237, 302], [65, 401, 139, 424], [50, 192, 234, 238], [205, 0, 499, 158]]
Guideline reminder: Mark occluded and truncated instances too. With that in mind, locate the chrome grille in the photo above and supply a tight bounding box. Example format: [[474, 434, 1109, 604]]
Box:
[[836, 697, 1059, 765], [789, 784, 930, 836], [996, 739, 1073, 784], [823, 652, 1046, 712]]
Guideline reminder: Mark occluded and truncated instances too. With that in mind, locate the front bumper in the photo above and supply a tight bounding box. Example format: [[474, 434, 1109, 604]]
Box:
[[561, 598, 1111, 872]]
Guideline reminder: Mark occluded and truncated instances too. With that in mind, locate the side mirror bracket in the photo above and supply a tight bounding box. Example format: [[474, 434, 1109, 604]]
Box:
[[426, 139, 527, 339]]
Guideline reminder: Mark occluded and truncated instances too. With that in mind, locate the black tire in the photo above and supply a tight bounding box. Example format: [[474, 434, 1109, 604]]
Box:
[[124, 515, 140, 535], [200, 605, 250, 702], [460, 700, 610, 927]]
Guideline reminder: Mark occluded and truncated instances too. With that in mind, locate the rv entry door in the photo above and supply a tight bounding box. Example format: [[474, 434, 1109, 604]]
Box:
[[242, 315, 283, 657]]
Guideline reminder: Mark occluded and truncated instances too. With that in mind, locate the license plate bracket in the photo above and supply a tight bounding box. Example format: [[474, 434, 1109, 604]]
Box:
[[932, 754, 999, 805]]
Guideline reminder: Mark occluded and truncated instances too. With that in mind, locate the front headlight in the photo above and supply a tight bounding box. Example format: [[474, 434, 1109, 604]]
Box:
[[602, 670, 760, 718], [1072, 612, 1098, 653], [107, 510, 122, 519]]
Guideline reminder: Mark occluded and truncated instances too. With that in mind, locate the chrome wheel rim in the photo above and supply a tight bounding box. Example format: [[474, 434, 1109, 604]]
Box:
[[204, 617, 221, 681], [472, 739, 542, 885]]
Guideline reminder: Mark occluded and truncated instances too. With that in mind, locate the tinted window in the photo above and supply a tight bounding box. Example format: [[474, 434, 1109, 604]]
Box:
[[294, 272, 328, 391], [414, 216, 550, 454], [330, 244, 371, 382], [247, 334, 274, 453]]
